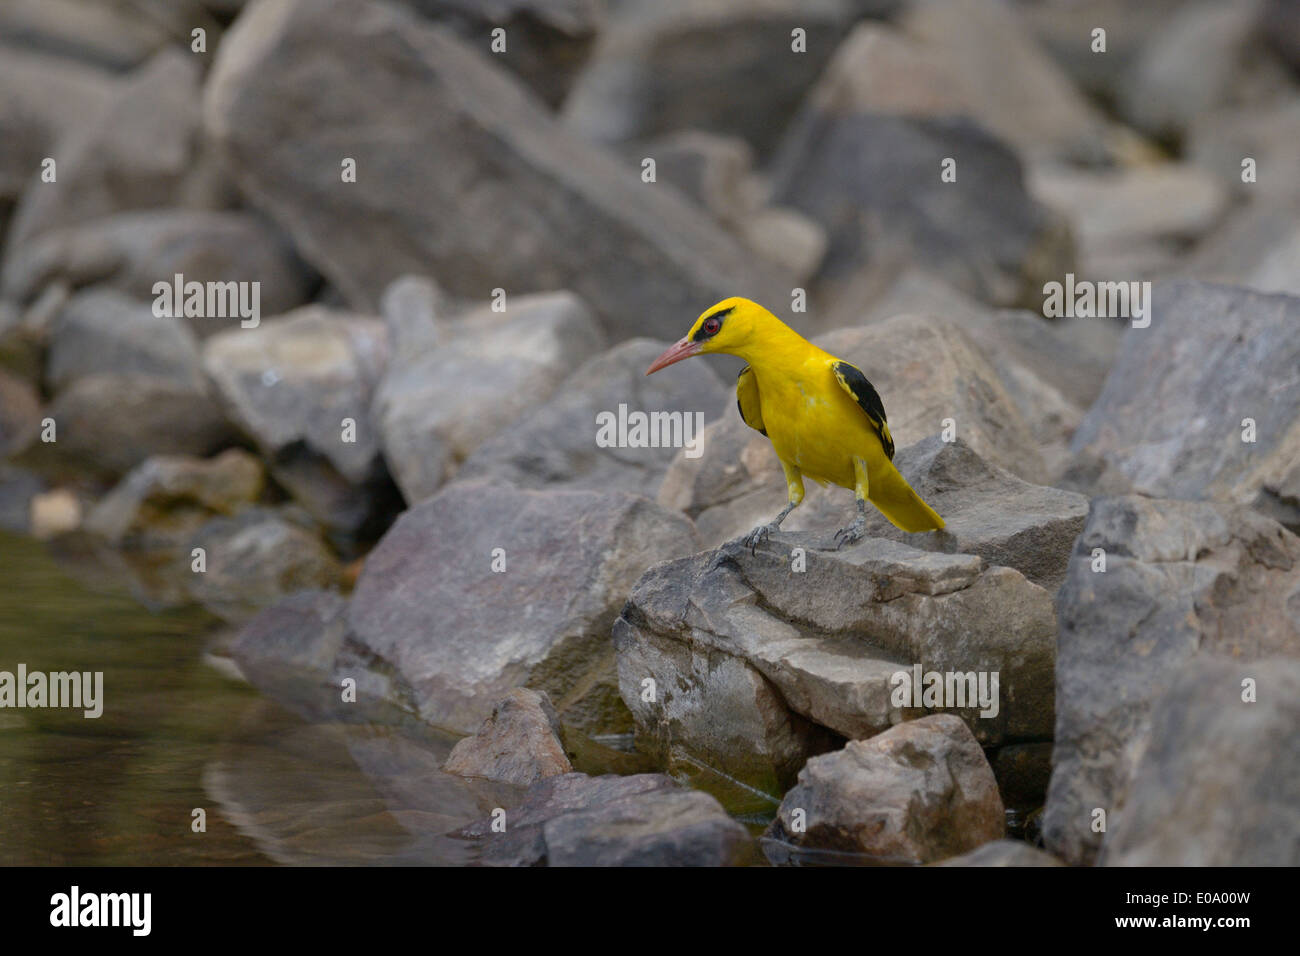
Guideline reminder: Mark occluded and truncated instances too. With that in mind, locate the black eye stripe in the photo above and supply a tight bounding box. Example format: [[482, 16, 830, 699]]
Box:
[[692, 306, 734, 342]]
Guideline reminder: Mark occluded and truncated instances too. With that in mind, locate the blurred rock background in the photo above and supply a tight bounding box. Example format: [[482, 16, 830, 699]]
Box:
[[0, 0, 1297, 866]]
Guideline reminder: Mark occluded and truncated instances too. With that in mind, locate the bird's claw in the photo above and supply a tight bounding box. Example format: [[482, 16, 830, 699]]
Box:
[[832, 517, 866, 549], [742, 522, 777, 555]]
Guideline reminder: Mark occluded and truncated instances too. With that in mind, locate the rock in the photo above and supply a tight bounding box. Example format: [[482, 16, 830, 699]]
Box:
[[898, 0, 1122, 165], [642, 130, 758, 225], [29, 487, 81, 539], [443, 688, 572, 786], [1, 210, 315, 335], [46, 287, 204, 392], [1027, 164, 1229, 281], [561, 0, 858, 156], [204, 0, 792, 337], [765, 716, 1004, 864], [0, 0, 179, 71], [202, 306, 397, 536], [658, 314, 1050, 548], [374, 291, 604, 503], [768, 23, 1073, 307], [1045, 495, 1300, 865], [1100, 656, 1300, 867], [1116, 0, 1279, 143], [457, 772, 757, 866], [379, 274, 449, 359], [17, 374, 235, 480], [348, 479, 698, 735], [1188, 101, 1300, 204], [84, 449, 265, 549], [935, 839, 1063, 867], [1069, 281, 1300, 514], [409, 0, 605, 108], [4, 50, 230, 250], [614, 530, 1057, 793], [458, 337, 728, 494], [1183, 198, 1300, 299], [0, 368, 40, 458], [736, 207, 828, 284], [1263, 0, 1300, 71], [185, 507, 343, 624]]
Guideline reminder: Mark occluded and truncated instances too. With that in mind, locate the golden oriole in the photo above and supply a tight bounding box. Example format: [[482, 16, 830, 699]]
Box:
[[646, 297, 944, 549]]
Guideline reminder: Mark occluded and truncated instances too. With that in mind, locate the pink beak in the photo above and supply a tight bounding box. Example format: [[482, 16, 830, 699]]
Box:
[[645, 336, 702, 375]]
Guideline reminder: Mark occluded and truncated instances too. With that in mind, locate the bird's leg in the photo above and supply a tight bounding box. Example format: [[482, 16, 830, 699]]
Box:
[[833, 458, 871, 549], [742, 461, 804, 554]]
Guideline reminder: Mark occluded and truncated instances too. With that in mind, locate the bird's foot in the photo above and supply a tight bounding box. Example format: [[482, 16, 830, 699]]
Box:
[[832, 516, 867, 550], [742, 521, 779, 555]]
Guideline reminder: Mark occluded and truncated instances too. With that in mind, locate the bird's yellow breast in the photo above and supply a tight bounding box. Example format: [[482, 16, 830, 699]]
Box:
[[750, 357, 888, 489]]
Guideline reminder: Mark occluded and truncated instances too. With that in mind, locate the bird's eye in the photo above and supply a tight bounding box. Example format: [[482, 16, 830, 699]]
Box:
[[704, 317, 721, 335]]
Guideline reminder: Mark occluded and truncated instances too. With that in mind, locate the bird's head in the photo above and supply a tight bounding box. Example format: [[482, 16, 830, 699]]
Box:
[[645, 297, 772, 374]]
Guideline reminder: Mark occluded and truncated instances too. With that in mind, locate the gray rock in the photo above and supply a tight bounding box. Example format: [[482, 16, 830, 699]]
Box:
[[0, 0, 182, 71], [84, 449, 265, 549], [21, 374, 234, 480], [642, 130, 758, 226], [4, 50, 230, 249], [768, 24, 1072, 307], [1183, 197, 1300, 299], [458, 337, 728, 494], [1045, 495, 1300, 866], [614, 530, 1056, 793], [561, 0, 858, 157], [46, 287, 204, 392], [347, 479, 698, 735], [935, 839, 1063, 867], [443, 688, 572, 786], [458, 771, 757, 866], [203, 0, 792, 336], [202, 305, 394, 535], [374, 291, 604, 503], [766, 715, 1004, 864], [185, 507, 343, 624], [1, 210, 315, 335], [1069, 281, 1300, 514], [1188, 101, 1300, 204], [1100, 656, 1300, 867]]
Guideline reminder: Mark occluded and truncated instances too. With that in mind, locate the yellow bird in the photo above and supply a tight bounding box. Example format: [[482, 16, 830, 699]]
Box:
[[646, 297, 944, 549]]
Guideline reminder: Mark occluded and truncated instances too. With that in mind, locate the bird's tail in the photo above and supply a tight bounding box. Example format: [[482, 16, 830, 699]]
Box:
[[870, 460, 945, 533]]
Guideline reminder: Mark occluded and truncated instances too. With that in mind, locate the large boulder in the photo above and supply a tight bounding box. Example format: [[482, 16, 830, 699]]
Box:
[[614, 531, 1056, 793], [203, 0, 792, 337], [458, 337, 729, 494], [202, 306, 397, 537], [456, 771, 757, 866], [373, 291, 604, 503], [1099, 656, 1300, 867], [1069, 281, 1300, 529], [765, 715, 1004, 864], [767, 23, 1071, 307], [1045, 495, 1300, 865], [347, 479, 698, 734]]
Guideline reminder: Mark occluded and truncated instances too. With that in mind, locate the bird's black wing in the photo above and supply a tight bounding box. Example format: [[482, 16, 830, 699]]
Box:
[[736, 365, 766, 436], [832, 361, 895, 460]]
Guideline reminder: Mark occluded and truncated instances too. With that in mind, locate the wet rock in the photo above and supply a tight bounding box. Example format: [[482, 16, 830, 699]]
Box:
[[614, 530, 1056, 793], [768, 24, 1072, 307], [46, 287, 203, 392], [1100, 656, 1300, 867], [374, 292, 604, 504], [4, 50, 229, 250], [935, 839, 1063, 867], [458, 771, 757, 866], [561, 0, 859, 157], [458, 337, 728, 494], [1, 210, 315, 334], [1045, 495, 1300, 866], [348, 479, 698, 735], [765, 716, 1004, 864], [21, 374, 235, 480], [204, 0, 791, 336], [202, 305, 395, 536], [443, 688, 572, 786], [0, 369, 40, 458], [184, 507, 343, 624], [1069, 281, 1300, 513], [84, 449, 265, 549]]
